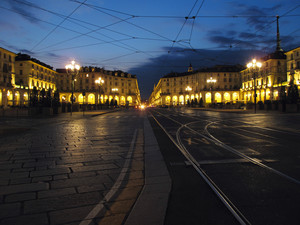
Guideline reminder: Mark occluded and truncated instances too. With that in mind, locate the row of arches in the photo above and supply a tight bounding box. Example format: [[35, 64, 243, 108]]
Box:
[[0, 89, 29, 107], [164, 92, 240, 105], [60, 93, 134, 106], [243, 88, 275, 102]]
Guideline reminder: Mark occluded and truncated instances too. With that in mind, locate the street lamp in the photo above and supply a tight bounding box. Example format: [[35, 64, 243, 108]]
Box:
[[112, 88, 118, 107], [185, 86, 192, 105], [247, 59, 262, 113], [65, 60, 80, 115], [95, 77, 104, 109], [185, 86, 192, 92], [207, 77, 217, 104]]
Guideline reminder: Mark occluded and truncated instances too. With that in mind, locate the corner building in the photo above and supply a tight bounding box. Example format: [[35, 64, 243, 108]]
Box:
[[240, 50, 287, 103], [0, 47, 16, 107], [286, 46, 300, 86]]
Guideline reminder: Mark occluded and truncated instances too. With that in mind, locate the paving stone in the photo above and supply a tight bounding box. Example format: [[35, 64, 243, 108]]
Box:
[[71, 164, 118, 173], [53, 174, 69, 180], [77, 184, 106, 193], [5, 192, 36, 203], [9, 177, 32, 185], [51, 175, 112, 189], [0, 202, 21, 219], [32, 176, 52, 183], [0, 213, 48, 225], [0, 182, 49, 195], [68, 171, 97, 178], [0, 163, 22, 170], [30, 167, 70, 177], [24, 192, 102, 214], [12, 167, 35, 173], [38, 187, 76, 199], [8, 171, 29, 179], [59, 156, 102, 164], [0, 179, 9, 186], [49, 204, 103, 225]]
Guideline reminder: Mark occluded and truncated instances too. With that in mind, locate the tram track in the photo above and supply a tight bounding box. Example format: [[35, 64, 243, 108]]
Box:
[[149, 108, 300, 225], [150, 110, 250, 225]]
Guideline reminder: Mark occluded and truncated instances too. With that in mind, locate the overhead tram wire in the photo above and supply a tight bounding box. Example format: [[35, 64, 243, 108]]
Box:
[[101, 52, 140, 62], [216, 4, 300, 60], [198, 4, 300, 65], [30, 0, 88, 51], [34, 16, 134, 51], [11, 0, 137, 40], [11, 0, 145, 55], [71, 0, 191, 50], [0, 6, 137, 54], [16, 1, 158, 58], [68, 0, 285, 19], [35, 38, 135, 54], [158, 0, 204, 73], [231, 5, 300, 49]]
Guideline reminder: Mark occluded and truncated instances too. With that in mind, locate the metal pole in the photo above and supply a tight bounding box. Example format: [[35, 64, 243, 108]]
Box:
[[254, 72, 256, 113], [71, 76, 74, 116]]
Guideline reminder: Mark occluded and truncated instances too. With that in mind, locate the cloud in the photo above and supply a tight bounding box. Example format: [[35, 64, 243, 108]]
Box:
[[5, 0, 41, 24], [46, 52, 61, 58], [230, 2, 282, 31], [239, 32, 262, 39], [18, 49, 34, 55], [208, 35, 258, 48]]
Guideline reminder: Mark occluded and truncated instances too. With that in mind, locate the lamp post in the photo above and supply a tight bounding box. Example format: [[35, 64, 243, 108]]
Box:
[[207, 77, 216, 104], [247, 59, 262, 113], [95, 77, 104, 109], [185, 86, 192, 106], [65, 60, 80, 115], [112, 88, 118, 107]]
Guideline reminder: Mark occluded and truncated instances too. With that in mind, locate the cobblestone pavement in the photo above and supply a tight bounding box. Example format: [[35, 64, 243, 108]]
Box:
[[0, 109, 146, 225]]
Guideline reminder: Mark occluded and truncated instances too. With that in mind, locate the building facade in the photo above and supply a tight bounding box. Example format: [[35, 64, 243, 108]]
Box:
[[56, 67, 141, 107], [0, 47, 141, 108], [149, 65, 243, 106], [286, 46, 300, 85], [240, 51, 287, 103], [0, 47, 16, 107]]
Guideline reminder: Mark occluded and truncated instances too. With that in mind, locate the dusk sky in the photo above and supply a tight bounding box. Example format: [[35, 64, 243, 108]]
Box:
[[1, 0, 299, 99]]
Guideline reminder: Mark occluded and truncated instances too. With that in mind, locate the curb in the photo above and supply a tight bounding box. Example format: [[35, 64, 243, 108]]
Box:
[[124, 117, 171, 225]]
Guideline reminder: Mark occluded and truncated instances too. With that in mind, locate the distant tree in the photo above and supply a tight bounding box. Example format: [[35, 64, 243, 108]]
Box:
[[199, 98, 204, 107], [194, 98, 198, 106], [45, 89, 52, 107], [30, 86, 38, 107], [187, 99, 190, 107], [110, 99, 114, 106], [287, 78, 299, 104], [40, 88, 46, 106], [191, 99, 194, 107]]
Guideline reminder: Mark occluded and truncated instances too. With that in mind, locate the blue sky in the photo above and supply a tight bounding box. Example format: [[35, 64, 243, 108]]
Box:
[[0, 0, 299, 99]]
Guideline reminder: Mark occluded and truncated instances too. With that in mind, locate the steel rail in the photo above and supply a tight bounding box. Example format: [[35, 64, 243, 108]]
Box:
[[204, 121, 300, 185], [153, 109, 300, 185], [150, 110, 251, 225]]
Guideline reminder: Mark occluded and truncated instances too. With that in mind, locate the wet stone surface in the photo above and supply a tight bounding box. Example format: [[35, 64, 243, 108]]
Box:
[[0, 110, 145, 225]]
